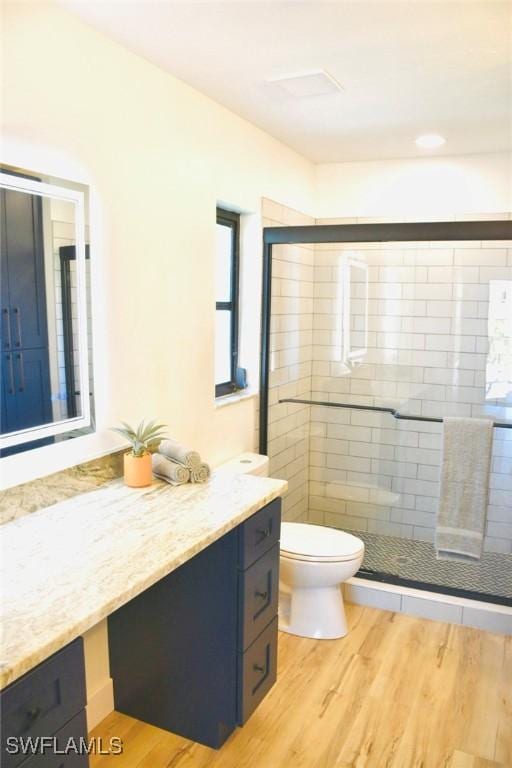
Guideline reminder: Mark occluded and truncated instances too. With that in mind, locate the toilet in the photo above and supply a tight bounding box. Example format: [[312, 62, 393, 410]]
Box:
[[216, 451, 270, 477], [279, 523, 364, 640], [217, 454, 364, 640]]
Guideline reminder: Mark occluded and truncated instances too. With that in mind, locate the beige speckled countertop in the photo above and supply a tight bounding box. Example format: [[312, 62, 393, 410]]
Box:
[[0, 472, 287, 690]]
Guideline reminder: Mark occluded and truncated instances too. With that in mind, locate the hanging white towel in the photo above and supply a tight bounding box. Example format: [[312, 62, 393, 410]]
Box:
[[435, 417, 494, 561]]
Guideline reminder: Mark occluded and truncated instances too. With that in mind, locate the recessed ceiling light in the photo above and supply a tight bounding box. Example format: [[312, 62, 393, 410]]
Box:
[[266, 70, 343, 99], [415, 134, 446, 149]]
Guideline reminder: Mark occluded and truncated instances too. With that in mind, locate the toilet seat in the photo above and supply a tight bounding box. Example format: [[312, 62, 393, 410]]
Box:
[[280, 523, 364, 563]]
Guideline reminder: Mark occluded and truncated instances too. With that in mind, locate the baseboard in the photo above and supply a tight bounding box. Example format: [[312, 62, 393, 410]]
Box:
[[86, 677, 114, 731], [344, 577, 512, 635]]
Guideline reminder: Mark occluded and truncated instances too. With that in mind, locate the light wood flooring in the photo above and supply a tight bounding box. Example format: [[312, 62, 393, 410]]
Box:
[[90, 603, 511, 768]]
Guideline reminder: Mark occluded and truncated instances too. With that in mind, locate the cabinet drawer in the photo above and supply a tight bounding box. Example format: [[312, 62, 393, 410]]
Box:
[[1, 639, 86, 768], [14, 710, 89, 768], [239, 544, 279, 651], [238, 499, 281, 570], [238, 617, 278, 724]]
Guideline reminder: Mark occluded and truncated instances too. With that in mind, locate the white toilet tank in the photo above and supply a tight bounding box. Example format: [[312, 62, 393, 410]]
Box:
[[216, 452, 269, 477]]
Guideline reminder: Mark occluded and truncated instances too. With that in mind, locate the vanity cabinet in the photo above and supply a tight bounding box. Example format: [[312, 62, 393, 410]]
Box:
[[236, 500, 281, 722], [1, 495, 283, 765], [108, 497, 281, 748], [0, 638, 88, 768]]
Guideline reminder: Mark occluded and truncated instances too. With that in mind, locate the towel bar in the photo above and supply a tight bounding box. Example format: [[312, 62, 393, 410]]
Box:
[[278, 398, 512, 429]]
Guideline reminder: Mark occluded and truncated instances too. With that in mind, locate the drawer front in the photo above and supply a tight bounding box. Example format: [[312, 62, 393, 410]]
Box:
[[238, 499, 281, 570], [239, 544, 279, 651], [1, 639, 86, 768], [13, 710, 89, 768], [238, 617, 278, 724]]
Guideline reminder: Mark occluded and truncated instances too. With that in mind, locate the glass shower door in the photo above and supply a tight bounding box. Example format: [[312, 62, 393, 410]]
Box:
[[267, 234, 512, 604]]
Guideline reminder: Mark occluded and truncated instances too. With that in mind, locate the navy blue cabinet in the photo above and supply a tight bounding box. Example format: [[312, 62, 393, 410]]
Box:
[[1, 498, 282, 764], [108, 528, 239, 749], [0, 188, 52, 436], [1, 189, 49, 351], [108, 498, 281, 749], [0, 638, 88, 768], [3, 349, 52, 432], [18, 712, 89, 768], [238, 544, 279, 652]]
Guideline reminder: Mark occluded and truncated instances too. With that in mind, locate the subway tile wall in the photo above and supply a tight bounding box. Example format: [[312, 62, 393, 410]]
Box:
[[263, 199, 315, 522], [308, 226, 512, 554], [262, 202, 512, 550]]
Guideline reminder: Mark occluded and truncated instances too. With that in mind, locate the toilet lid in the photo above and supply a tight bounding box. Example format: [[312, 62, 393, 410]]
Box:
[[280, 523, 364, 562]]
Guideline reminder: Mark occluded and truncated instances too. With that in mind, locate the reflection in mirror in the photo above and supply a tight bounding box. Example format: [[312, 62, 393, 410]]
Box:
[[342, 256, 368, 365], [486, 280, 512, 401], [0, 167, 94, 455]]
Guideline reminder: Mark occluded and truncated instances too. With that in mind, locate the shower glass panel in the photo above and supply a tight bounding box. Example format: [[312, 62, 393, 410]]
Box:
[[265, 234, 512, 605]]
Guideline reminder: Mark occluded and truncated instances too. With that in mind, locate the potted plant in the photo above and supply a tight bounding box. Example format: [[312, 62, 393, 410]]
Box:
[[112, 419, 167, 488]]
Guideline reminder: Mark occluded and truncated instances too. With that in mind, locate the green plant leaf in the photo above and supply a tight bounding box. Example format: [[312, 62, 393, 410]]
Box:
[[140, 419, 167, 443], [147, 423, 166, 440], [112, 419, 167, 451], [120, 422, 138, 439], [140, 419, 156, 442], [135, 421, 144, 443], [146, 437, 165, 449], [146, 428, 167, 442], [111, 427, 136, 445]]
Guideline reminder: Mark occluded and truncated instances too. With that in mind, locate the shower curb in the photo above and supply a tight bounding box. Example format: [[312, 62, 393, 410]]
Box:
[[345, 577, 512, 635]]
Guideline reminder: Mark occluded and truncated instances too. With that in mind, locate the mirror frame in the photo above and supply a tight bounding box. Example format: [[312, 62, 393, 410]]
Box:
[[0, 171, 91, 448]]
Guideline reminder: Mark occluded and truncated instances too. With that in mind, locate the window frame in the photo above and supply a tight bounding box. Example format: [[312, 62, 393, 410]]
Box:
[[215, 207, 241, 398]]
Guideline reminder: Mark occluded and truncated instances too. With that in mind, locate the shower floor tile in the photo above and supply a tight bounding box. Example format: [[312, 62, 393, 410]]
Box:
[[352, 530, 512, 602]]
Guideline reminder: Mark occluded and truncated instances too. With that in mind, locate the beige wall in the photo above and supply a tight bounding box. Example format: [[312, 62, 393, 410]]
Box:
[[315, 152, 512, 220], [0, 0, 315, 488]]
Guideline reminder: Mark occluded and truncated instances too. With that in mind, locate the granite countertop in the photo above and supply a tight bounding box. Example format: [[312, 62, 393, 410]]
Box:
[[0, 472, 287, 690]]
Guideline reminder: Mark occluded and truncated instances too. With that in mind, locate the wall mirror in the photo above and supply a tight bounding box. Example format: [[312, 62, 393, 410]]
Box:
[[342, 256, 368, 364], [1, 166, 94, 455]]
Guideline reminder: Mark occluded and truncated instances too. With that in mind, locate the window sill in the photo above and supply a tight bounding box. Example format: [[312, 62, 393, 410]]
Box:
[[215, 390, 258, 409]]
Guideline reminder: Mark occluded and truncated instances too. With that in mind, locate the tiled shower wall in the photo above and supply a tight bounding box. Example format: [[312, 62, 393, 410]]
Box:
[[307, 230, 512, 554], [263, 198, 314, 522]]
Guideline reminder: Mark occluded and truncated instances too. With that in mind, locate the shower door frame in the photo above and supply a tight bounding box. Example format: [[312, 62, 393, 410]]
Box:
[[259, 219, 512, 606]]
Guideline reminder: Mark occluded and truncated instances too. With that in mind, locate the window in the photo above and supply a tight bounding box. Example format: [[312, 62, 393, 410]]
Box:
[[215, 208, 243, 397]]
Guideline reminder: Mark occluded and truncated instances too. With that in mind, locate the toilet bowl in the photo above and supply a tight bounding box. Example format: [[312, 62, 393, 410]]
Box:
[[279, 523, 364, 640]]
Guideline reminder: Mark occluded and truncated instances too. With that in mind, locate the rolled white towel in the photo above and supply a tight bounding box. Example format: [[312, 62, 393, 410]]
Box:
[[190, 463, 211, 484], [152, 453, 190, 486], [159, 438, 201, 469]]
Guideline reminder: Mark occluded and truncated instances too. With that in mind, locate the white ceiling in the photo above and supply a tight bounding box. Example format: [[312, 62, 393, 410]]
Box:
[[60, 0, 512, 163]]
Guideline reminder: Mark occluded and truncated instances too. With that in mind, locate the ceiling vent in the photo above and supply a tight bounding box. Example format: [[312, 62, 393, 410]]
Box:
[[266, 70, 343, 99]]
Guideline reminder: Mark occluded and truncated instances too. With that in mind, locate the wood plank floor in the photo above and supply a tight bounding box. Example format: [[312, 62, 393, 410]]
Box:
[[90, 604, 511, 768]]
